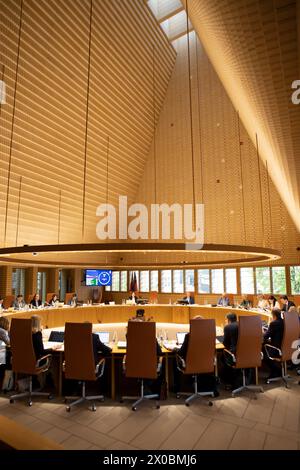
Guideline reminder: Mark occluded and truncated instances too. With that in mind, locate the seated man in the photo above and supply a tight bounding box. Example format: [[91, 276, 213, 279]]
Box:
[[12, 294, 26, 310], [217, 293, 230, 307], [239, 295, 252, 309], [220, 313, 240, 389], [279, 295, 295, 313], [0, 297, 5, 312], [263, 308, 284, 379], [179, 292, 195, 305], [68, 294, 78, 307]]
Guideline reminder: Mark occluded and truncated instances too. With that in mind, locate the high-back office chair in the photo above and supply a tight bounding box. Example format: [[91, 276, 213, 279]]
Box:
[[3, 295, 14, 310], [65, 292, 75, 305], [224, 315, 264, 397], [25, 294, 34, 305], [265, 310, 299, 387], [121, 321, 160, 411], [227, 294, 234, 306], [177, 319, 216, 406], [9, 318, 52, 406], [64, 322, 105, 412]]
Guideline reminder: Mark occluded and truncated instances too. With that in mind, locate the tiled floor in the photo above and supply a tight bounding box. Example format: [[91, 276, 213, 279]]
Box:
[[1, 374, 300, 450]]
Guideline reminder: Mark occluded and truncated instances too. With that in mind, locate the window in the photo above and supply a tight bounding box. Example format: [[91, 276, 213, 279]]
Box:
[[150, 270, 158, 291], [240, 267, 254, 294], [12, 268, 25, 297], [290, 266, 300, 295], [271, 267, 286, 294], [198, 269, 210, 293], [111, 271, 120, 291], [185, 270, 195, 292], [161, 270, 172, 293], [211, 269, 224, 294], [129, 271, 139, 291], [256, 267, 271, 294], [120, 271, 127, 292], [140, 271, 150, 292], [173, 270, 184, 293], [225, 269, 237, 294]]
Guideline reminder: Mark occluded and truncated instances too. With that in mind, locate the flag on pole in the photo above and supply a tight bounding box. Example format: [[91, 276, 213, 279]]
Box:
[[129, 271, 138, 292]]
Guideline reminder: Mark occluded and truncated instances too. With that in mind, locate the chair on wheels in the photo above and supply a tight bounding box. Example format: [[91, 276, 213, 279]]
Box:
[[64, 322, 105, 412], [224, 315, 264, 397], [3, 295, 14, 310], [265, 310, 299, 388], [176, 318, 216, 407], [121, 321, 161, 411], [9, 318, 52, 406]]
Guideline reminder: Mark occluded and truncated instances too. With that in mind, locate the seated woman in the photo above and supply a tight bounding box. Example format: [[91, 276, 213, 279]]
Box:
[[31, 315, 58, 389], [0, 317, 10, 346], [257, 294, 269, 309], [268, 295, 280, 310], [30, 293, 42, 309], [0, 297, 5, 313], [48, 294, 58, 307]]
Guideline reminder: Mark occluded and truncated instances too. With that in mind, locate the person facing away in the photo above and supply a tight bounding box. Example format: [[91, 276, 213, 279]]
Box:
[[176, 315, 203, 360], [13, 294, 26, 310], [239, 294, 252, 309], [30, 293, 42, 309], [68, 293, 78, 307], [48, 294, 58, 307], [223, 312, 239, 354], [217, 293, 230, 307], [263, 308, 284, 379], [0, 317, 10, 346], [279, 295, 295, 312], [182, 292, 195, 305]]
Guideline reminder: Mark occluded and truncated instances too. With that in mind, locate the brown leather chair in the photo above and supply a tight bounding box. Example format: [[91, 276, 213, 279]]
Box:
[[9, 318, 52, 406], [177, 318, 216, 406], [64, 322, 105, 412], [121, 321, 160, 411], [224, 315, 264, 397], [25, 294, 34, 305], [3, 295, 14, 310], [65, 292, 75, 305], [265, 310, 299, 387]]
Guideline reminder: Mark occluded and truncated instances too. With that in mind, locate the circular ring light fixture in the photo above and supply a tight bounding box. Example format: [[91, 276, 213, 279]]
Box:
[[0, 243, 281, 268]]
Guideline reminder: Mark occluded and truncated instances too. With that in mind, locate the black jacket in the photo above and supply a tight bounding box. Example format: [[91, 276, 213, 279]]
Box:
[[92, 333, 112, 365], [263, 318, 284, 349], [32, 331, 51, 360], [223, 321, 239, 353], [282, 301, 296, 312], [30, 299, 42, 308]]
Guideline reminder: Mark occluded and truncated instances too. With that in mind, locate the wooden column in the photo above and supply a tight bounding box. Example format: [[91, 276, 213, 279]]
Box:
[[47, 268, 60, 295], [25, 267, 38, 301], [0, 266, 13, 298]]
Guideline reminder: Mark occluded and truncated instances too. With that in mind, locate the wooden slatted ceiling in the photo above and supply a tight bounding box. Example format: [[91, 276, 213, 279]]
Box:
[[180, 0, 300, 233], [0, 0, 176, 248], [133, 33, 300, 267]]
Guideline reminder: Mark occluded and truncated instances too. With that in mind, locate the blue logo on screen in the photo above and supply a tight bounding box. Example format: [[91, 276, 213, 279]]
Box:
[[86, 270, 112, 286]]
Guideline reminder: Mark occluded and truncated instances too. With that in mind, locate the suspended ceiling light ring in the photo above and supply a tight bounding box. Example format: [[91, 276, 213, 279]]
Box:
[[0, 243, 280, 268]]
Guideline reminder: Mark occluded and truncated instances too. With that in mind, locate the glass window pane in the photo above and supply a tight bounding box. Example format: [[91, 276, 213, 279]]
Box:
[[112, 271, 120, 291], [150, 271, 158, 291], [240, 267, 254, 294], [173, 270, 184, 293], [129, 271, 139, 292], [120, 271, 127, 292], [256, 267, 271, 294], [140, 271, 150, 292], [290, 266, 300, 295], [211, 269, 224, 294], [161, 270, 172, 293], [198, 269, 210, 293], [185, 270, 195, 292], [12, 268, 25, 297], [272, 267, 286, 294], [225, 269, 237, 294]]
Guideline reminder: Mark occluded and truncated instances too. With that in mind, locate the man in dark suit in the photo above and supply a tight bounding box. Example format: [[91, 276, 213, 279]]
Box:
[[263, 308, 284, 379], [181, 292, 195, 305], [279, 295, 296, 312], [223, 312, 238, 353], [92, 333, 112, 366]]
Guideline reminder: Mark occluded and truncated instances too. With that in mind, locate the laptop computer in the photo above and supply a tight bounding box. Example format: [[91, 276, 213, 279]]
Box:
[[48, 331, 64, 342], [176, 332, 187, 345], [97, 332, 110, 345]]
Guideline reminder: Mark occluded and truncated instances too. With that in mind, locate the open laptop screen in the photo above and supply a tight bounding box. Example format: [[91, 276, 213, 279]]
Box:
[[97, 332, 110, 345], [176, 332, 187, 345]]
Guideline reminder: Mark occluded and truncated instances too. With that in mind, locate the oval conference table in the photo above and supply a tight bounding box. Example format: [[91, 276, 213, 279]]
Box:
[[3, 305, 270, 399]]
